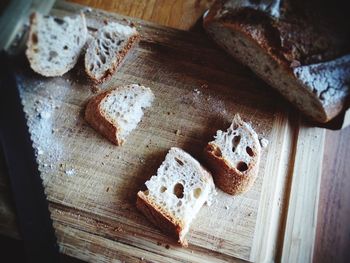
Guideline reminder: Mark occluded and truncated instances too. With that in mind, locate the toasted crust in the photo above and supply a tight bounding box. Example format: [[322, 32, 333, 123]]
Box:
[[136, 191, 188, 246], [84, 89, 122, 145], [85, 34, 140, 84]]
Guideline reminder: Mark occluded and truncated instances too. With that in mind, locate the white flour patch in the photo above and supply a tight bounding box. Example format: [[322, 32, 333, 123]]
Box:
[[65, 168, 76, 176], [16, 76, 73, 179]]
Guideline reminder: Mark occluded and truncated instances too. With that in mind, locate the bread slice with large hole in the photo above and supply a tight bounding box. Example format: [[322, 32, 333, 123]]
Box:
[[85, 84, 154, 145], [136, 147, 215, 246], [204, 114, 261, 195], [84, 22, 140, 83], [26, 12, 87, 77]]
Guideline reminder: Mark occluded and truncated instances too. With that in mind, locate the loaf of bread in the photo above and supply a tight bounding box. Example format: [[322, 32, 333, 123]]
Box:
[[85, 22, 140, 83], [204, 114, 262, 195], [203, 0, 350, 123], [85, 84, 154, 145], [26, 12, 87, 77], [137, 147, 215, 246]]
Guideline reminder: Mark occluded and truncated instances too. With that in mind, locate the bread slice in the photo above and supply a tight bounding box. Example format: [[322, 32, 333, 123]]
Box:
[[203, 1, 350, 123], [204, 114, 261, 195], [26, 12, 87, 77], [85, 84, 154, 145], [84, 22, 140, 83], [136, 147, 215, 246]]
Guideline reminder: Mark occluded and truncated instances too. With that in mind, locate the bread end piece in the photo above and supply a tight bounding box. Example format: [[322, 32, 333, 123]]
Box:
[[85, 89, 122, 145], [204, 114, 261, 195], [85, 84, 154, 145], [136, 191, 188, 246]]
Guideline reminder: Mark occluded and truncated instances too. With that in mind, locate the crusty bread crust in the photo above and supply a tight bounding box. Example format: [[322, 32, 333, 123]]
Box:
[[136, 191, 188, 246], [206, 21, 330, 122], [85, 34, 140, 84], [205, 143, 259, 195], [203, 1, 350, 123], [84, 89, 122, 145]]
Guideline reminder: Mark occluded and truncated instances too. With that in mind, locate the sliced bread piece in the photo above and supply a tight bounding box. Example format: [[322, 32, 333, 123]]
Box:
[[26, 12, 87, 77], [84, 22, 140, 83], [137, 147, 215, 246], [204, 114, 261, 195], [85, 84, 154, 145]]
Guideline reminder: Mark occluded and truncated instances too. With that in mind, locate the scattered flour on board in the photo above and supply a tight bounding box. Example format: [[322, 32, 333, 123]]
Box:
[[65, 169, 76, 176], [182, 85, 230, 120], [17, 76, 72, 176]]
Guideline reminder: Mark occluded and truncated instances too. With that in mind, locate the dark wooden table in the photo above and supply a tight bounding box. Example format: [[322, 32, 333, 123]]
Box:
[[1, 1, 349, 262]]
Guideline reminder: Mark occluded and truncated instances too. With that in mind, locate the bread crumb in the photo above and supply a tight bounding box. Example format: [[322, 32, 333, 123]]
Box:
[[225, 205, 229, 210], [114, 226, 123, 232], [259, 138, 269, 148], [91, 85, 100, 93], [175, 129, 181, 136], [37, 148, 44, 155], [106, 187, 109, 192]]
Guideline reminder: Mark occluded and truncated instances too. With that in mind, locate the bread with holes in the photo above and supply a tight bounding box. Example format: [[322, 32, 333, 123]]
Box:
[[136, 147, 215, 246], [84, 22, 140, 83], [85, 84, 154, 145], [26, 12, 87, 77], [204, 114, 261, 195]]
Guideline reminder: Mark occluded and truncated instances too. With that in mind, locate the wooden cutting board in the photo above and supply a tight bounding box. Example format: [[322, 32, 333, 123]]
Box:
[[0, 1, 325, 262]]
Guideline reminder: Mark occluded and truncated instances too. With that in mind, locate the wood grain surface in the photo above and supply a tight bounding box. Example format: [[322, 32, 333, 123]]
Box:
[[314, 127, 350, 263], [69, 0, 215, 30], [0, 0, 348, 262], [3, 2, 296, 262], [66, 2, 350, 262]]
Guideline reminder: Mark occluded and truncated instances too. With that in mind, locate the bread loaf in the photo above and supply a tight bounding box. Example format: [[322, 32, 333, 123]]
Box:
[[203, 0, 350, 123]]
